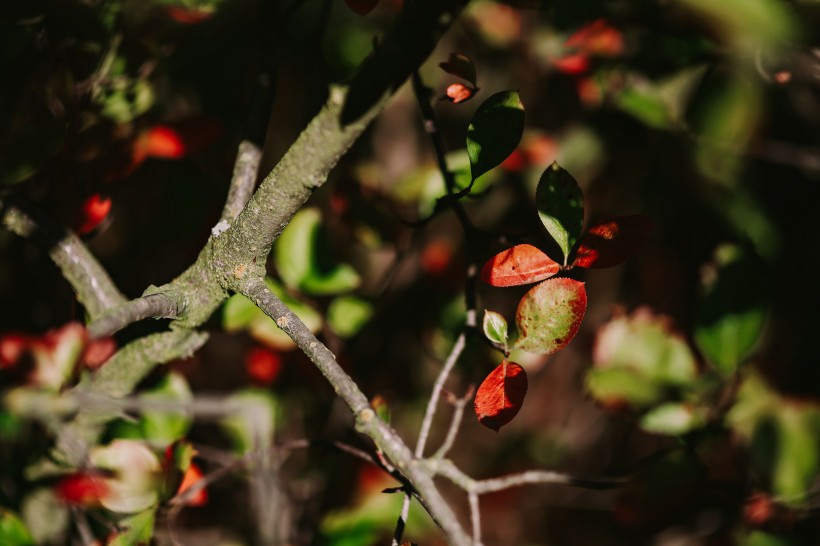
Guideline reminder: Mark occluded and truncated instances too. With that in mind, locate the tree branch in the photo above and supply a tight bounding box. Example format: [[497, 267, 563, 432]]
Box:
[[88, 293, 182, 338], [219, 140, 263, 224], [0, 198, 126, 320]]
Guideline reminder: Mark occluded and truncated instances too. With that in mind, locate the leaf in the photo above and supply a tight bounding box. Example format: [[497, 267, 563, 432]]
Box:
[[328, 296, 374, 339], [514, 277, 587, 354], [466, 91, 525, 182], [586, 367, 665, 409], [88, 440, 161, 514], [573, 214, 653, 269], [695, 243, 767, 375], [220, 389, 279, 455], [482, 310, 508, 347], [480, 244, 561, 287], [274, 208, 360, 296], [474, 361, 528, 431], [439, 53, 477, 87], [640, 403, 704, 435], [535, 163, 584, 264], [139, 372, 193, 445], [21, 489, 68, 545], [445, 83, 477, 104], [0, 508, 34, 546], [107, 509, 156, 546], [345, 0, 379, 16]]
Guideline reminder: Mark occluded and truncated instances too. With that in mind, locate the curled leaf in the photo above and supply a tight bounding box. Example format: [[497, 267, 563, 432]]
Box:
[[439, 53, 477, 87], [480, 244, 560, 287], [474, 361, 528, 431], [515, 277, 587, 354], [573, 214, 653, 269]]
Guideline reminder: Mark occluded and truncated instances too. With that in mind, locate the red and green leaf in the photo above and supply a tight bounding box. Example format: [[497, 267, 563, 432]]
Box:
[[480, 244, 560, 287], [474, 361, 528, 431], [535, 163, 584, 265], [573, 214, 653, 269], [515, 277, 587, 353]]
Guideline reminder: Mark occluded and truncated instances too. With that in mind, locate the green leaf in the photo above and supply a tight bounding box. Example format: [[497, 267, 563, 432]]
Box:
[[0, 508, 34, 546], [482, 310, 508, 347], [274, 208, 360, 296], [535, 163, 584, 264], [740, 531, 797, 546], [467, 91, 525, 181], [107, 509, 156, 546], [586, 367, 665, 408], [220, 389, 279, 455], [139, 372, 193, 445], [328, 296, 373, 338], [695, 243, 767, 375], [640, 403, 704, 435], [514, 277, 587, 354]]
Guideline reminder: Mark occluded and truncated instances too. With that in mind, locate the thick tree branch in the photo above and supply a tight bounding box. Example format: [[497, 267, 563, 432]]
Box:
[[0, 198, 126, 320]]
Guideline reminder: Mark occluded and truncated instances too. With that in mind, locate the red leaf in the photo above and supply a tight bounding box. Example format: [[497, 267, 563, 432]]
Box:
[[515, 277, 587, 354], [345, 0, 379, 16], [474, 361, 528, 431], [480, 244, 560, 287], [439, 53, 477, 87], [165, 6, 214, 24], [75, 194, 112, 235], [56, 472, 110, 506], [0, 334, 31, 368], [445, 83, 477, 104], [565, 19, 624, 57], [137, 126, 186, 159], [82, 337, 117, 369], [573, 215, 653, 269], [245, 346, 282, 386], [177, 463, 208, 506]]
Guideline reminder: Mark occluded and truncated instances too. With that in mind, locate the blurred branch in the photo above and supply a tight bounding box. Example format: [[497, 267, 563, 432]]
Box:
[[432, 386, 475, 460], [238, 277, 472, 546], [0, 197, 125, 320], [88, 293, 182, 338]]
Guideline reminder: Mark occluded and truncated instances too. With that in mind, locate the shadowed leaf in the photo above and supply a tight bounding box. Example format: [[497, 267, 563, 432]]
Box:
[[474, 361, 528, 431], [480, 244, 560, 287], [439, 53, 477, 87], [345, 0, 379, 16], [574, 214, 653, 269], [467, 91, 525, 182], [535, 163, 584, 264], [515, 277, 586, 354]]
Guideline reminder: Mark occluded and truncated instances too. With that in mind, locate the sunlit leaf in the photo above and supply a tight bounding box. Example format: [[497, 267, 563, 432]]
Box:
[[467, 91, 525, 182], [328, 296, 373, 339], [0, 508, 34, 546], [640, 402, 704, 435], [175, 463, 207, 507], [480, 244, 560, 287], [515, 277, 586, 354], [573, 215, 653, 269], [107, 509, 156, 546], [445, 83, 477, 104], [474, 361, 528, 431], [345, 0, 379, 16], [88, 440, 161, 514], [439, 52, 478, 87], [593, 308, 697, 385], [274, 208, 360, 296], [586, 367, 665, 409], [535, 163, 584, 265], [482, 310, 508, 347], [139, 372, 193, 445], [695, 243, 767, 375]]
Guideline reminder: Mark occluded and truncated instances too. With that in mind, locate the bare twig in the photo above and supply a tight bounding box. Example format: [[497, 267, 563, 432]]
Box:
[[432, 386, 475, 460], [0, 198, 125, 320], [468, 492, 481, 545], [88, 293, 182, 338], [219, 140, 263, 223]]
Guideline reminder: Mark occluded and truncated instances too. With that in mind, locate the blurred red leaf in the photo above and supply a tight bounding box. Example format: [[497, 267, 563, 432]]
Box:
[[421, 239, 454, 276], [245, 346, 282, 385], [439, 53, 477, 87], [553, 54, 589, 75], [82, 337, 117, 369], [0, 333, 31, 368], [75, 194, 112, 235], [474, 361, 528, 431], [176, 463, 208, 506], [165, 6, 215, 24], [573, 215, 652, 269], [136, 126, 186, 159], [345, 0, 379, 16], [56, 472, 110, 506], [565, 19, 624, 57], [445, 83, 477, 104], [480, 244, 560, 287]]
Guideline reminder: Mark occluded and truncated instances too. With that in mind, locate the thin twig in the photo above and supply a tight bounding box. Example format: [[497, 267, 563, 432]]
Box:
[[88, 293, 182, 338], [468, 492, 481, 545], [390, 494, 413, 546], [432, 386, 475, 460]]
